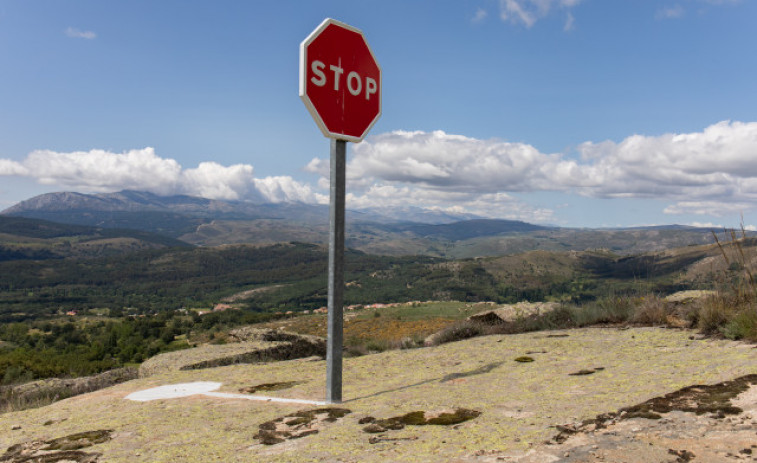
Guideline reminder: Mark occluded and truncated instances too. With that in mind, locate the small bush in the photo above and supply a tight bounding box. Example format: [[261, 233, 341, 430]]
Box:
[[363, 339, 389, 353], [571, 296, 634, 327], [431, 320, 486, 345], [632, 296, 668, 325], [698, 294, 734, 335], [721, 308, 757, 341]]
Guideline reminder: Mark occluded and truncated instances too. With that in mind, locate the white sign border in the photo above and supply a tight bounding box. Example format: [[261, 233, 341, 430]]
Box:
[[299, 18, 382, 143]]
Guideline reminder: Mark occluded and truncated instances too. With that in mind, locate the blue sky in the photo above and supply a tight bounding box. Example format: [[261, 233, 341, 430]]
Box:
[[1, 0, 756, 228]]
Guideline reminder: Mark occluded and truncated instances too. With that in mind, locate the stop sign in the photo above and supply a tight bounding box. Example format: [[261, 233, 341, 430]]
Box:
[[299, 18, 381, 143]]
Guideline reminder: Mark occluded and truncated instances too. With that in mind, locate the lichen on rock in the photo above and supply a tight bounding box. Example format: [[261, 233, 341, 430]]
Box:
[[361, 408, 481, 433], [254, 408, 351, 446], [1, 430, 112, 463]]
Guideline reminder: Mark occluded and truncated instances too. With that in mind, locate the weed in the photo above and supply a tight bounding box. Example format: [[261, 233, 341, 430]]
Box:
[[721, 310, 757, 340], [699, 223, 757, 340], [632, 295, 668, 325]]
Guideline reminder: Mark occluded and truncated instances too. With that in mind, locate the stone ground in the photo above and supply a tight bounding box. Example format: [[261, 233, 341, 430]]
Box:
[[486, 376, 757, 462], [1, 327, 756, 462]]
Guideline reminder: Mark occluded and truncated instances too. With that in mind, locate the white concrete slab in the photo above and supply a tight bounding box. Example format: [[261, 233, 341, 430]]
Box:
[[125, 382, 326, 406]]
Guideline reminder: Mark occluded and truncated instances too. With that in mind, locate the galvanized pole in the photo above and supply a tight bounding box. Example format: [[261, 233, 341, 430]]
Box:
[[326, 138, 346, 404]]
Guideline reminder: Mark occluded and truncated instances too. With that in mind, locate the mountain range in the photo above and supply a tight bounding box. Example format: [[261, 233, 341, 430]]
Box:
[[1, 190, 726, 258]]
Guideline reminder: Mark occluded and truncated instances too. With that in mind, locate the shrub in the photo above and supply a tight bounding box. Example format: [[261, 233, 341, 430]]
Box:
[[698, 294, 735, 335], [632, 295, 668, 325], [721, 309, 757, 340], [571, 296, 634, 327], [698, 224, 757, 339], [430, 320, 486, 345]]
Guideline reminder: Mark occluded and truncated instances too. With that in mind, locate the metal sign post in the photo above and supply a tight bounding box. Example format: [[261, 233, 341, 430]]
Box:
[[299, 18, 381, 404], [326, 139, 346, 403]]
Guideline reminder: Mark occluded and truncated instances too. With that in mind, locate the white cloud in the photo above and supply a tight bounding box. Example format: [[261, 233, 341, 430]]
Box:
[[472, 7, 488, 23], [65, 27, 96, 39], [688, 221, 723, 229], [574, 121, 757, 200], [343, 183, 554, 223], [0, 159, 29, 176], [344, 130, 558, 192], [22, 148, 182, 194], [4, 120, 757, 223], [564, 11, 575, 31], [663, 200, 753, 217], [183, 162, 255, 201], [499, 0, 583, 28], [0, 148, 316, 203], [656, 5, 685, 19], [253, 176, 324, 204], [701, 0, 741, 5], [303, 121, 757, 221], [687, 221, 757, 232]]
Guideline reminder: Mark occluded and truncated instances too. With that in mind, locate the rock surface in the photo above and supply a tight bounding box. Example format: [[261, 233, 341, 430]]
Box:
[[467, 302, 561, 326], [1, 327, 755, 462], [138, 329, 326, 377]]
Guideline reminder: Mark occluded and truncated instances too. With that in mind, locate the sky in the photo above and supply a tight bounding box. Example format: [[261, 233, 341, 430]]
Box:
[[1, 0, 757, 228]]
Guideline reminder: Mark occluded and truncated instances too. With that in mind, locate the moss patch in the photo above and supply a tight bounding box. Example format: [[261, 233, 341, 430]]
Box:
[[41, 430, 112, 451], [1, 430, 112, 462], [254, 408, 351, 446], [361, 408, 481, 433], [552, 374, 757, 443], [619, 374, 757, 418]]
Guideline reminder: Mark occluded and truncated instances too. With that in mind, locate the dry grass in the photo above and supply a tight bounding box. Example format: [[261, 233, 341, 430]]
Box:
[[701, 224, 757, 341]]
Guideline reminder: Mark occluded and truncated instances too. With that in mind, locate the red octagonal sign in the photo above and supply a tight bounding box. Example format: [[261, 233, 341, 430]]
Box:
[[299, 18, 381, 143]]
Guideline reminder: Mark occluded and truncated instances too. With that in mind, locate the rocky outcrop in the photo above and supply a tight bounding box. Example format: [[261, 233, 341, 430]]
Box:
[[138, 329, 326, 377], [467, 301, 560, 325]]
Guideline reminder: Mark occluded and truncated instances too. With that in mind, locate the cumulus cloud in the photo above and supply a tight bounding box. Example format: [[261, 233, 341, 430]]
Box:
[[4, 120, 757, 223], [0, 147, 317, 203], [303, 120, 757, 221], [0, 159, 29, 176], [254, 176, 326, 204], [343, 184, 554, 223], [65, 27, 96, 39], [574, 121, 757, 200], [340, 130, 560, 192], [498, 0, 582, 28]]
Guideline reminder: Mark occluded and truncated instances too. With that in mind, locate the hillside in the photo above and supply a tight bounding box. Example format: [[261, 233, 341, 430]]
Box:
[[2, 235, 749, 321], [0, 216, 190, 261], [0, 327, 755, 462]]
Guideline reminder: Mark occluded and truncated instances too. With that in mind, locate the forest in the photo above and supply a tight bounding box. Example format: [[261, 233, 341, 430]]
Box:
[[0, 236, 708, 386]]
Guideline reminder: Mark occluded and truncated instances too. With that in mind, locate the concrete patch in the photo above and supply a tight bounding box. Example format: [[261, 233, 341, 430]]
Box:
[[124, 382, 326, 405]]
